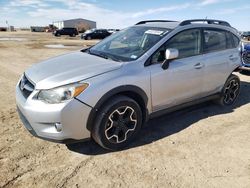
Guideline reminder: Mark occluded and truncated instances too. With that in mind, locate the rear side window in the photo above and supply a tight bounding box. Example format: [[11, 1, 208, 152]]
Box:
[[203, 29, 227, 53]]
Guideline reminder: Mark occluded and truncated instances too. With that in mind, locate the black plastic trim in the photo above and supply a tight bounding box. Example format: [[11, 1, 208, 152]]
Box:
[[74, 97, 93, 108], [149, 94, 220, 119], [27, 127, 90, 144]]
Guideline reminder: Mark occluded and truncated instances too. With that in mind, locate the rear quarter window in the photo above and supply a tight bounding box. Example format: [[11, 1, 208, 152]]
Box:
[[226, 32, 240, 49], [232, 34, 240, 48]]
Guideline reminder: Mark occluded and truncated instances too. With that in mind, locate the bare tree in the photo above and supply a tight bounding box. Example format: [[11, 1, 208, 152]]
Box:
[[76, 22, 91, 33]]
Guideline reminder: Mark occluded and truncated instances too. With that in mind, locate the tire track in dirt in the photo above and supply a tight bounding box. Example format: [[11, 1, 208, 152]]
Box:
[[57, 157, 94, 188], [1, 169, 32, 188]]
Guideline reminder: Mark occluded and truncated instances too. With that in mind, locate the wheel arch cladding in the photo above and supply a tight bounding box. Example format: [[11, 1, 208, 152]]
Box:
[[86, 85, 148, 131]]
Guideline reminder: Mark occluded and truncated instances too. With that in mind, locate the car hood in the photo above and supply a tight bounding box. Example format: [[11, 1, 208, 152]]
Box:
[[25, 51, 122, 89]]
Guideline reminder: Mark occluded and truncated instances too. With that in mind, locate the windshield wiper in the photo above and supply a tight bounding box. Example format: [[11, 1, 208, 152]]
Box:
[[87, 49, 109, 60], [88, 49, 121, 62], [105, 54, 122, 62]]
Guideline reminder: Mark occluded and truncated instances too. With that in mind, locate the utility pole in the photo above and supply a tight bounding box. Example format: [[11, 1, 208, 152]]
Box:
[[6, 20, 9, 31]]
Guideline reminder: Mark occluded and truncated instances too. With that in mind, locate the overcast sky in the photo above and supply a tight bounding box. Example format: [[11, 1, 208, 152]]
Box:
[[0, 0, 249, 31]]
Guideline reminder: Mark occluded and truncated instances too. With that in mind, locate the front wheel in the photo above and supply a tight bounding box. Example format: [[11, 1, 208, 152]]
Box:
[[92, 96, 142, 150], [217, 74, 240, 106]]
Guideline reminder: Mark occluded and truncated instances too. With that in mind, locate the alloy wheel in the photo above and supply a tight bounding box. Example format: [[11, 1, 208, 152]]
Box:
[[104, 106, 137, 144], [223, 79, 240, 105]]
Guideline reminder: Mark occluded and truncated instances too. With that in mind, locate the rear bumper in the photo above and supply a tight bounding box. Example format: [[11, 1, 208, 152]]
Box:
[[16, 84, 92, 143]]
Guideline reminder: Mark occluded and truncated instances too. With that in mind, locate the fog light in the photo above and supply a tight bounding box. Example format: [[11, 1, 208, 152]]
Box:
[[55, 123, 62, 132]]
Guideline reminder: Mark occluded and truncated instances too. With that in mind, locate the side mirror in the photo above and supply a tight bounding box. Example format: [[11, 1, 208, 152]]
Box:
[[162, 48, 179, 70]]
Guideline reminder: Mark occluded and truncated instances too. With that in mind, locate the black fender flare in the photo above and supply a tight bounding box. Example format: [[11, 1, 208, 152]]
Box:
[[86, 85, 148, 131]]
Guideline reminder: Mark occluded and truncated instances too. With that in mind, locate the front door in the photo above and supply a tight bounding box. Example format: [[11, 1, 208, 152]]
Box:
[[149, 29, 205, 112]]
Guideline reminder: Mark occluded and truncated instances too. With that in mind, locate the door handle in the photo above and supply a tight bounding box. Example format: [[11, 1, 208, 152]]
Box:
[[194, 63, 203, 69]]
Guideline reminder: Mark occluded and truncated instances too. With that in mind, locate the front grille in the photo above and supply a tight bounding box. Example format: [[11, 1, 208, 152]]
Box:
[[19, 75, 35, 98], [242, 51, 250, 65]]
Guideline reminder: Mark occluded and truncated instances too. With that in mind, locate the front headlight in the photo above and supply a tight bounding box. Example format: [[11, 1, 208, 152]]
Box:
[[37, 83, 89, 104]]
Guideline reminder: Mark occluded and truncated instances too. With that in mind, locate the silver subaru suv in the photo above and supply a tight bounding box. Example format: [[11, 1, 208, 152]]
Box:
[[16, 19, 242, 150]]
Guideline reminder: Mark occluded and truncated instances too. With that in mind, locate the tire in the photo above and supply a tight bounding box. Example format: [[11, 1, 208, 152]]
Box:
[[217, 74, 240, 106], [87, 36, 92, 40], [70, 33, 76, 37], [92, 95, 142, 151]]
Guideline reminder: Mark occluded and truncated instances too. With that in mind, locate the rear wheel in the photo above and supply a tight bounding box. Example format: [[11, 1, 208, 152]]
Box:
[[217, 74, 240, 106], [92, 96, 142, 150]]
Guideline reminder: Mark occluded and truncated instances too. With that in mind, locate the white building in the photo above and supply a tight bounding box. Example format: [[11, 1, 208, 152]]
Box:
[[53, 18, 96, 31]]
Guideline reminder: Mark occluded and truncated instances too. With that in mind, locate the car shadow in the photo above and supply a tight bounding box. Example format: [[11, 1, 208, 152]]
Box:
[[66, 81, 250, 155]]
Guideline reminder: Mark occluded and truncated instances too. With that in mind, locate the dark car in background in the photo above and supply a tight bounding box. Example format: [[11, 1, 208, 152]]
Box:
[[53, 28, 78, 37], [242, 43, 250, 69], [241, 31, 250, 41], [81, 29, 111, 40]]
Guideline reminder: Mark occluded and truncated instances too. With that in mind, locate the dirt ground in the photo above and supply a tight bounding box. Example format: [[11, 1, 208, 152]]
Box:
[[0, 31, 250, 188]]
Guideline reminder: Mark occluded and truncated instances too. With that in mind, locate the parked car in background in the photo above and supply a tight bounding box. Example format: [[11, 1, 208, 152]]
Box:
[[16, 19, 241, 150], [242, 43, 250, 69], [53, 27, 78, 37], [241, 31, 250, 41], [81, 29, 111, 40]]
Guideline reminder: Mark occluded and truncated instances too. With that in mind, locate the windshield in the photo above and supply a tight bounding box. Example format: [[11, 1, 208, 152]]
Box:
[[89, 26, 170, 62]]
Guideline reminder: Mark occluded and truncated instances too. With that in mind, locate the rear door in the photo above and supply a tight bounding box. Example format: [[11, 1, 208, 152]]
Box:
[[201, 29, 240, 95]]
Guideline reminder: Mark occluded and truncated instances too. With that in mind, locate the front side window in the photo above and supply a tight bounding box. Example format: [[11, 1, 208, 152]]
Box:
[[151, 29, 201, 64], [89, 26, 170, 62], [203, 29, 227, 53]]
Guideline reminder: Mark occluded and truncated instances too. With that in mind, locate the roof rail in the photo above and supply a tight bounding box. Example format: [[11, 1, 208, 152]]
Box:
[[179, 19, 231, 27], [136, 20, 178, 25]]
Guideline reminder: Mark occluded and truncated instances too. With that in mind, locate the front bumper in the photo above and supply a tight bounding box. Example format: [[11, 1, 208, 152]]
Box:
[[16, 84, 92, 143]]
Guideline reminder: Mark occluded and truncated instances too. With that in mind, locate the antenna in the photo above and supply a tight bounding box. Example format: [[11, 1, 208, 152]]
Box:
[[204, 16, 207, 24]]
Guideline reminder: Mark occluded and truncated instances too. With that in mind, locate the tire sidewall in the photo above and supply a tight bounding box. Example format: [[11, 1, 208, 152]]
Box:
[[93, 97, 142, 150]]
